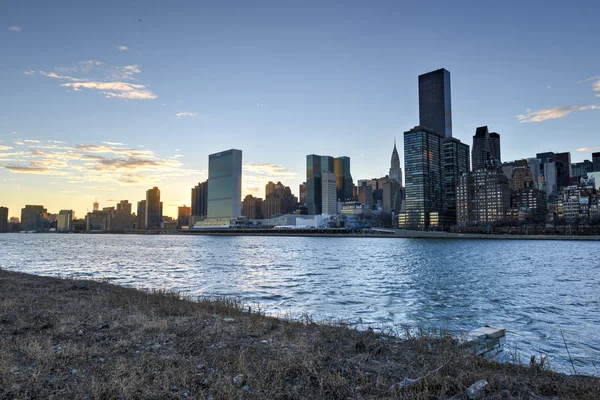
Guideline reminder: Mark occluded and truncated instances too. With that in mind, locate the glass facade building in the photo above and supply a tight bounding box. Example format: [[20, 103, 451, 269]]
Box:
[[554, 152, 572, 189], [537, 152, 571, 190], [333, 156, 353, 202], [472, 126, 501, 169], [401, 126, 444, 229], [306, 154, 334, 215], [418, 68, 452, 138], [571, 160, 593, 181], [207, 149, 242, 219], [145, 187, 162, 229], [593, 152, 600, 172], [191, 180, 208, 217], [442, 137, 470, 227]]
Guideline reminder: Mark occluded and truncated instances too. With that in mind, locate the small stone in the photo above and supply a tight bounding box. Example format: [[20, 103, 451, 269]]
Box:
[[52, 344, 62, 351], [233, 374, 246, 386], [466, 379, 489, 399], [77, 330, 83, 336], [242, 385, 250, 392], [171, 386, 179, 392], [71, 369, 78, 375], [223, 317, 235, 322]]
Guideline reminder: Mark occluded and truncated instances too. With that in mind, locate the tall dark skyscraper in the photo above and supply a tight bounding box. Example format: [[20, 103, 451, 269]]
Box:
[[400, 126, 444, 229], [554, 152, 572, 189], [442, 137, 470, 226], [137, 200, 146, 229], [0, 206, 8, 233], [472, 126, 501, 169], [306, 154, 334, 215], [333, 156, 353, 202], [191, 180, 208, 217], [538, 151, 572, 189], [418, 68, 452, 138], [593, 152, 600, 172], [145, 187, 162, 229]]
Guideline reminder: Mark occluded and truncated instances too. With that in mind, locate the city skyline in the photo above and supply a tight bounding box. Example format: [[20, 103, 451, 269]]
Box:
[[2, 1, 600, 218]]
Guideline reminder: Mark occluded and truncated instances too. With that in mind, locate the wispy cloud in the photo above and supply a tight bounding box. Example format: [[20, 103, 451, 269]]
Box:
[[243, 163, 298, 177], [516, 105, 600, 123], [62, 82, 157, 99], [577, 145, 600, 152], [83, 186, 116, 191], [8, 26, 22, 32], [578, 76, 600, 97], [28, 60, 157, 100], [116, 46, 129, 51], [175, 112, 198, 118], [577, 76, 600, 83], [1, 141, 202, 186], [242, 163, 299, 197], [5, 165, 50, 174]]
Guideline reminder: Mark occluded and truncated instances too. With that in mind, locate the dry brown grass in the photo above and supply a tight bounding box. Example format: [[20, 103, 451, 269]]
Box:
[[0, 269, 598, 399]]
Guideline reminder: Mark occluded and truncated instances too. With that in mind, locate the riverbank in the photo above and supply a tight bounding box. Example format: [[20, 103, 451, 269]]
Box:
[[1, 270, 598, 399]]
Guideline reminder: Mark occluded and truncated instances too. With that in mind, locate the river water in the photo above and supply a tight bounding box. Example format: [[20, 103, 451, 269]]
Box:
[[1, 233, 598, 375]]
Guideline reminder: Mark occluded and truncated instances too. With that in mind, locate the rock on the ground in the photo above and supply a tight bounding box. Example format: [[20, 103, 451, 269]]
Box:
[[233, 374, 246, 387], [466, 379, 489, 399]]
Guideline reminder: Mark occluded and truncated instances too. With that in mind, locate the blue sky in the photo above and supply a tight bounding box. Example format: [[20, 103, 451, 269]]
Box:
[[1, 0, 599, 218]]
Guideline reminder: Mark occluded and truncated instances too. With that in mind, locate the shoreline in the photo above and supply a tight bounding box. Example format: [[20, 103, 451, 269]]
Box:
[[1, 269, 599, 398], [6, 230, 600, 240]]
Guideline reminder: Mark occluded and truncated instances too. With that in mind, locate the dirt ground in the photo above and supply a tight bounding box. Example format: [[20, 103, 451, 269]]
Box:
[[1, 269, 598, 399]]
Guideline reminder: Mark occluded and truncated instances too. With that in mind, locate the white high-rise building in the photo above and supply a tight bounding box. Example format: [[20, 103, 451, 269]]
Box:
[[321, 172, 337, 215], [57, 210, 73, 232], [207, 149, 242, 218]]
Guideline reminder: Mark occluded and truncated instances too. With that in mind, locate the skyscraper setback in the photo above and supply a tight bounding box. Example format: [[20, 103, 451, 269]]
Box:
[[418, 68, 452, 138], [472, 126, 501, 169], [389, 140, 402, 183], [306, 154, 353, 215]]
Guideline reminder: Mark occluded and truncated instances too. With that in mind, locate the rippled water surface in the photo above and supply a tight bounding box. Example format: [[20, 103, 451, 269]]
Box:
[[1, 233, 599, 375]]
